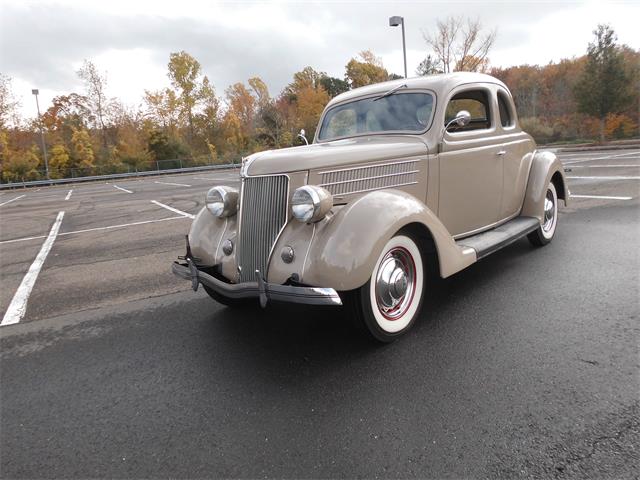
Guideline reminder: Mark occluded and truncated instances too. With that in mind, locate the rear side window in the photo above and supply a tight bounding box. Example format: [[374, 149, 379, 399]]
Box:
[[445, 89, 491, 132], [497, 91, 514, 127]]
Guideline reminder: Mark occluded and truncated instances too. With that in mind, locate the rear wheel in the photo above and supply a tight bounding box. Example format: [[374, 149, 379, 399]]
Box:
[[346, 233, 425, 342], [528, 182, 558, 246]]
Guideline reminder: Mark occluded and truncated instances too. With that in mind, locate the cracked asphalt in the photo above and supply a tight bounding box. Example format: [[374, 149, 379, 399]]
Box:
[[0, 149, 638, 478]]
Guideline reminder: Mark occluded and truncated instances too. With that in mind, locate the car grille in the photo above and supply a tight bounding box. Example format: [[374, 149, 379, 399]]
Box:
[[237, 175, 289, 283]]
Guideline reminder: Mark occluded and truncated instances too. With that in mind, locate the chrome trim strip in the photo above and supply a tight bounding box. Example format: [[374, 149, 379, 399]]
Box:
[[329, 181, 419, 197], [319, 159, 421, 176], [319, 170, 420, 187]]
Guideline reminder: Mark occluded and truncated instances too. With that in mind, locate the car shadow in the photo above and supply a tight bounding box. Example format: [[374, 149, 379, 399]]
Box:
[[192, 237, 543, 375]]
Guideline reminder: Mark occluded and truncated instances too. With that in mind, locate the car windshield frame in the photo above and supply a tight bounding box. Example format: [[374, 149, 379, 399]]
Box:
[[316, 89, 437, 143]]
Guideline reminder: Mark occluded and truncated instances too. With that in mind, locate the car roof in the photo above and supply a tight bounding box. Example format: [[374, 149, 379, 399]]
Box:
[[327, 72, 508, 107]]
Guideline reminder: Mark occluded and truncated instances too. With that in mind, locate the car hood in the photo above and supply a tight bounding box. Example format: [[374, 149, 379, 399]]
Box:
[[244, 136, 429, 176]]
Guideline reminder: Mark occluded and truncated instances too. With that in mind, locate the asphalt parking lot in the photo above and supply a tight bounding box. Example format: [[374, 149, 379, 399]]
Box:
[[1, 148, 638, 477]]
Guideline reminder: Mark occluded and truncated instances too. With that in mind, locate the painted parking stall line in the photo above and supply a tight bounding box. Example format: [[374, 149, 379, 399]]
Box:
[[570, 194, 633, 200], [567, 175, 640, 180], [154, 181, 192, 187], [151, 200, 195, 219], [0, 216, 188, 245], [0, 194, 26, 207], [65, 190, 73, 200], [113, 185, 133, 194], [1, 211, 65, 326]]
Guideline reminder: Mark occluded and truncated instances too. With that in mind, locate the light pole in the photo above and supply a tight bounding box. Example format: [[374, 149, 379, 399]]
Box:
[[389, 16, 407, 78], [32, 89, 50, 180]]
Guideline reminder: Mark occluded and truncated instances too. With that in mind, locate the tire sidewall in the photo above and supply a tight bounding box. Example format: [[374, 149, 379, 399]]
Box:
[[541, 182, 558, 241], [361, 234, 425, 340]]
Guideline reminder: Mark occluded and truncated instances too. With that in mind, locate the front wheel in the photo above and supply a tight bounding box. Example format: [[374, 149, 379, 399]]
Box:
[[345, 233, 425, 342], [528, 181, 558, 246]]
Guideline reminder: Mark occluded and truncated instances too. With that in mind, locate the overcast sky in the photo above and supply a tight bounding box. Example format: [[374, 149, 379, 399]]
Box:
[[1, 0, 638, 118]]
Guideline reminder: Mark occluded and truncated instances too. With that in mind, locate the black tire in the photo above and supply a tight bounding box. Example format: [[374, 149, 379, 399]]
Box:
[[528, 182, 558, 247], [202, 284, 251, 307], [344, 232, 426, 343]]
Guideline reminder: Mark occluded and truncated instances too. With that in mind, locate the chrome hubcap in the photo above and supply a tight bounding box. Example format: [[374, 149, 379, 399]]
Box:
[[543, 189, 556, 232], [375, 247, 415, 320]]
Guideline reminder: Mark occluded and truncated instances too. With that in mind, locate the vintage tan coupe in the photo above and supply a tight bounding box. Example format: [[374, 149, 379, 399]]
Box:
[[172, 72, 567, 341]]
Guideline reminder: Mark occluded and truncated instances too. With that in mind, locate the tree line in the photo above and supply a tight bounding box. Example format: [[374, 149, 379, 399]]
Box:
[[0, 21, 637, 183]]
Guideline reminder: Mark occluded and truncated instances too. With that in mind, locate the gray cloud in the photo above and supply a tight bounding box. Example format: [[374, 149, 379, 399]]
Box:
[[0, 1, 607, 102]]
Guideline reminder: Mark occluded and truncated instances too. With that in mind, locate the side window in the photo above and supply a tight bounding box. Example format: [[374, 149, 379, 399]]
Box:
[[323, 108, 357, 138], [445, 89, 492, 132], [497, 91, 514, 128]]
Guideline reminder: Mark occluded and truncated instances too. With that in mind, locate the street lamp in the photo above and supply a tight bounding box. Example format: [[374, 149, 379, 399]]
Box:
[[32, 88, 50, 180], [389, 15, 407, 78]]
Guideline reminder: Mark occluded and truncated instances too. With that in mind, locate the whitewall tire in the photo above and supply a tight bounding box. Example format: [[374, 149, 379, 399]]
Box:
[[346, 233, 425, 342], [528, 181, 558, 246]]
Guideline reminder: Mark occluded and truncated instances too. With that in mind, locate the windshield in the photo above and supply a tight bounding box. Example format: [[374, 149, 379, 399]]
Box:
[[318, 92, 435, 141]]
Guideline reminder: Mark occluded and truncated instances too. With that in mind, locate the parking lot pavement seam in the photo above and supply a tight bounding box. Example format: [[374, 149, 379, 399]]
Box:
[[2, 211, 65, 326]]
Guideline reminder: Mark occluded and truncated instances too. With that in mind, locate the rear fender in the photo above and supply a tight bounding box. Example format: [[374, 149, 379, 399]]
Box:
[[521, 150, 568, 223]]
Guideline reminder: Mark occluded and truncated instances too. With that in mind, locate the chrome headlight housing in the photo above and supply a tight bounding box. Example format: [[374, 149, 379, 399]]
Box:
[[206, 186, 238, 217], [291, 185, 333, 223]]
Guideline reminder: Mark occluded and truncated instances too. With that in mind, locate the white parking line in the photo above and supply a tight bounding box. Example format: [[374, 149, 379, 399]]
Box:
[[0, 194, 26, 207], [65, 189, 73, 200], [151, 200, 195, 219], [567, 176, 640, 180], [154, 181, 192, 187], [1, 211, 65, 326], [0, 216, 188, 245], [113, 185, 133, 194], [566, 165, 640, 168], [570, 194, 633, 200]]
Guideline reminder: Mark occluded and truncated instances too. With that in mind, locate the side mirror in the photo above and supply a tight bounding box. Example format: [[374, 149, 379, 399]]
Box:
[[439, 110, 472, 153], [297, 129, 309, 145], [451, 110, 471, 128]]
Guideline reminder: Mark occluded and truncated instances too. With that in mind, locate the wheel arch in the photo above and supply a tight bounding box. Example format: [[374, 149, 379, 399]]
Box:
[[521, 150, 569, 223]]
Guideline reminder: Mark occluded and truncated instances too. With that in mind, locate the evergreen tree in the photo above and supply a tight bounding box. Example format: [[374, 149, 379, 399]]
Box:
[[574, 25, 629, 142]]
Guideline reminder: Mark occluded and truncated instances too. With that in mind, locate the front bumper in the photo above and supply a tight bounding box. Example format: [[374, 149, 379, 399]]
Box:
[[172, 260, 342, 307]]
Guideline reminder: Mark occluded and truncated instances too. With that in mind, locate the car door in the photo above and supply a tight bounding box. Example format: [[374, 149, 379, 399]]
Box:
[[495, 88, 534, 220], [438, 86, 504, 237]]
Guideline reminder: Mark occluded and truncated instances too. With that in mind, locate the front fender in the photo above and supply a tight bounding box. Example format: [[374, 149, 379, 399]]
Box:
[[269, 190, 476, 291], [521, 150, 568, 222]]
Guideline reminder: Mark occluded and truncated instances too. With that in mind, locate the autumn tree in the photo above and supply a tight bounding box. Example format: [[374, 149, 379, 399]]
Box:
[[345, 51, 390, 88], [0, 74, 20, 129], [167, 51, 204, 141], [70, 127, 95, 173], [48, 144, 70, 178], [77, 60, 111, 149], [574, 25, 630, 142], [424, 17, 496, 73]]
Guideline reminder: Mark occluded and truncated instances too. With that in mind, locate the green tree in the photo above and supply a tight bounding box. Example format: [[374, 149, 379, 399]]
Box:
[[416, 55, 442, 76], [574, 25, 629, 142], [319, 76, 350, 97]]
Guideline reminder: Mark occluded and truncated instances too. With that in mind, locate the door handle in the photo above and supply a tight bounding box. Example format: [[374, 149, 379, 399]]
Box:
[[496, 150, 506, 156]]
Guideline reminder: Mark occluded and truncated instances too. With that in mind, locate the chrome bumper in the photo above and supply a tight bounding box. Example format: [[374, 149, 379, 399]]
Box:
[[172, 260, 342, 307]]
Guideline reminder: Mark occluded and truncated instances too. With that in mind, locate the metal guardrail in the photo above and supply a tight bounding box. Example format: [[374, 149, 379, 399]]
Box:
[[0, 163, 239, 190]]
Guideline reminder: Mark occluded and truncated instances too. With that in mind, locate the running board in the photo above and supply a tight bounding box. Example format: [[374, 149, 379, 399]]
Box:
[[455, 217, 540, 260]]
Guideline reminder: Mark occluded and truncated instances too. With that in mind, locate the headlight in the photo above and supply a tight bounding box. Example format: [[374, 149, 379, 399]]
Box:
[[206, 186, 238, 217], [291, 185, 333, 223]]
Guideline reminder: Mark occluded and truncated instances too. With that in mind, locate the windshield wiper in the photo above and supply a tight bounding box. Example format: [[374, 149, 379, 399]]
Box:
[[373, 83, 407, 102]]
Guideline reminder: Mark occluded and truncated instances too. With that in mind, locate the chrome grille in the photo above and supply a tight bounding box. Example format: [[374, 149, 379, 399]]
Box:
[[319, 160, 420, 196], [237, 175, 289, 283]]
